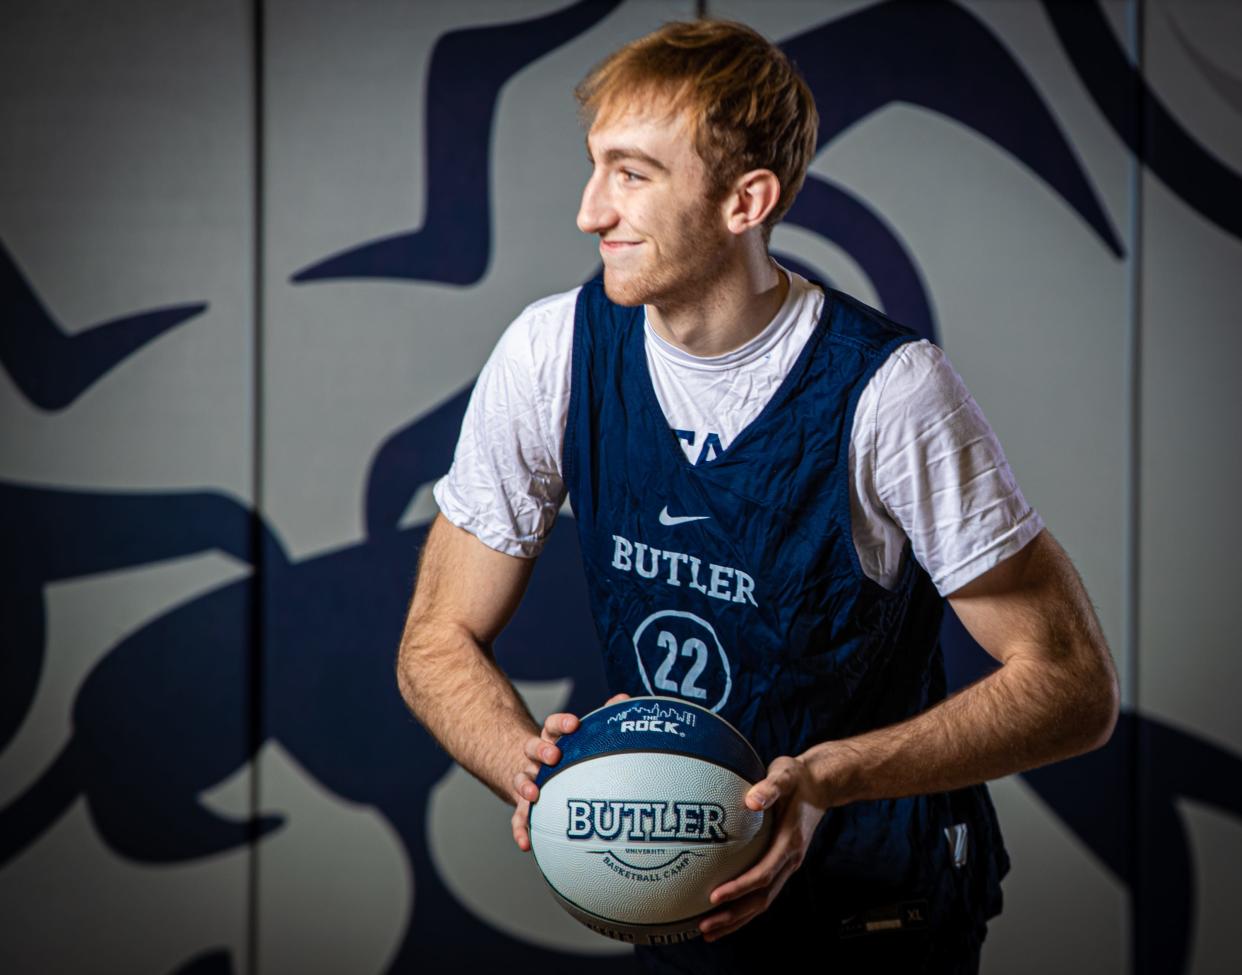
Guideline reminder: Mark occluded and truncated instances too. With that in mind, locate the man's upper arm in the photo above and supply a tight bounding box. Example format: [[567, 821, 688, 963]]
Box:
[[947, 528, 1116, 687], [945, 528, 1120, 749], [405, 512, 536, 650]]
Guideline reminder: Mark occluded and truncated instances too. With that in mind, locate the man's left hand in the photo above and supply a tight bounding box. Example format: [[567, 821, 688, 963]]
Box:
[[698, 754, 829, 943]]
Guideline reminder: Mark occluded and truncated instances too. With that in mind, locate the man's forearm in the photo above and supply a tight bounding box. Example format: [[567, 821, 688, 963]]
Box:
[[801, 647, 1119, 808], [396, 619, 538, 807]]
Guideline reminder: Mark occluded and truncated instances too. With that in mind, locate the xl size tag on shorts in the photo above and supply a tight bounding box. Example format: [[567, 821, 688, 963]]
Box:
[[838, 900, 930, 939]]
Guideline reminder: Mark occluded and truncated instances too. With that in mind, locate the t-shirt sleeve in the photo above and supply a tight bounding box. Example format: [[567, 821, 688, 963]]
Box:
[[431, 295, 572, 558], [867, 339, 1045, 596]]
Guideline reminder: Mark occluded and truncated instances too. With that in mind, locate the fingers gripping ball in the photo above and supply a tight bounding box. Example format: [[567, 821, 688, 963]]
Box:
[[529, 696, 771, 945]]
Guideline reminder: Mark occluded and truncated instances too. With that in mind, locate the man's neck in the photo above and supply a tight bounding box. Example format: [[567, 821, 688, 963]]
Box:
[[645, 251, 790, 358]]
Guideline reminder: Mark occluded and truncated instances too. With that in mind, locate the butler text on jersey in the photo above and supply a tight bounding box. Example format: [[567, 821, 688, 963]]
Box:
[[610, 534, 758, 607]]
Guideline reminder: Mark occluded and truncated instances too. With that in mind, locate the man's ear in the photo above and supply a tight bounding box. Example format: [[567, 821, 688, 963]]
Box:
[[724, 169, 782, 235]]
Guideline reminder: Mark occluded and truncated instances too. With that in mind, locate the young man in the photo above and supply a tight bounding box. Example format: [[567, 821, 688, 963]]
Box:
[[396, 19, 1118, 973]]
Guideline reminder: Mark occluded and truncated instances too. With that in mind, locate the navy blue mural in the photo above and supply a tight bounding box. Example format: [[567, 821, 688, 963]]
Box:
[[2, 2, 1240, 973], [293, 0, 623, 285], [0, 392, 631, 972], [1045, 0, 1242, 240], [779, 0, 1124, 339], [0, 240, 206, 411]]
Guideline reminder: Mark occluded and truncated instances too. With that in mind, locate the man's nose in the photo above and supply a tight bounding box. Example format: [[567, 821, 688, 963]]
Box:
[[577, 170, 617, 235]]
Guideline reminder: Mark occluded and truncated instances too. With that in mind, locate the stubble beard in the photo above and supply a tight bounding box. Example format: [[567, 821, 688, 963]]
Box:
[[601, 201, 731, 310]]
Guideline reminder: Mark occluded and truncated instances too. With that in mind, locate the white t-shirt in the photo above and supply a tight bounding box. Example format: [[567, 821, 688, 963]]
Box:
[[433, 266, 1044, 596]]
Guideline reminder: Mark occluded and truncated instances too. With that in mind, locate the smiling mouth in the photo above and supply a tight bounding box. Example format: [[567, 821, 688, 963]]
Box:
[[600, 240, 641, 251]]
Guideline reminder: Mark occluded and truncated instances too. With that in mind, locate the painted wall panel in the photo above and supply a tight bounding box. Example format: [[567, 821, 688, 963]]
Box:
[[258, 3, 689, 971], [1137, 3, 1242, 974], [712, 2, 1133, 970], [1137, 0, 1242, 756], [0, 2, 257, 974]]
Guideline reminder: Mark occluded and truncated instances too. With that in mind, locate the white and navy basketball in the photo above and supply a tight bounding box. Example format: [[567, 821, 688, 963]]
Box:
[[529, 695, 772, 945]]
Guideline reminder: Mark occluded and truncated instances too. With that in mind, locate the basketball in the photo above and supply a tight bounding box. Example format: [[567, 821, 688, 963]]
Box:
[[528, 695, 772, 945]]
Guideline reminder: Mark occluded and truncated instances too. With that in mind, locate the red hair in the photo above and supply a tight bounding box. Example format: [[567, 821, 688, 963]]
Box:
[[575, 19, 819, 243]]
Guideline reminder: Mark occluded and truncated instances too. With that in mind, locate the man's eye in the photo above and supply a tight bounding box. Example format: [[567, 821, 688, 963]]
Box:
[[621, 170, 644, 183]]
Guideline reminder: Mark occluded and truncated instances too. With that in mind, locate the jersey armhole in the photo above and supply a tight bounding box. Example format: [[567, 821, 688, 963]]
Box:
[[832, 333, 922, 595], [561, 283, 590, 509]]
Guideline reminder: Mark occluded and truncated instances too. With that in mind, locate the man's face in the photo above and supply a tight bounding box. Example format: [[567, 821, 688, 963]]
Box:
[[577, 103, 731, 307]]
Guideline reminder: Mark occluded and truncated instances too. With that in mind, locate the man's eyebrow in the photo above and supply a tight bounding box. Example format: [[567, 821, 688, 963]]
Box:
[[585, 140, 669, 173]]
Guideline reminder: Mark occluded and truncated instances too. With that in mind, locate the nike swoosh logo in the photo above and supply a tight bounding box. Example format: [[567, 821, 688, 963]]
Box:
[[659, 506, 711, 527]]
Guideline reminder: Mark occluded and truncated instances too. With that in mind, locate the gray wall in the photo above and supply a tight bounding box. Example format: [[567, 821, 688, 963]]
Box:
[[2, 2, 1239, 972]]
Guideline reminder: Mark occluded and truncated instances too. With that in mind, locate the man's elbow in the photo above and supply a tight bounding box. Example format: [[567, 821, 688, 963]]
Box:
[[394, 616, 435, 712], [1077, 653, 1121, 754], [394, 635, 419, 714]]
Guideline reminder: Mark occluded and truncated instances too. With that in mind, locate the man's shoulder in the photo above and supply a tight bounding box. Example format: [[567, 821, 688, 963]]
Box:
[[484, 284, 584, 393], [517, 284, 584, 324], [865, 338, 962, 410], [823, 287, 925, 353], [495, 285, 583, 358]]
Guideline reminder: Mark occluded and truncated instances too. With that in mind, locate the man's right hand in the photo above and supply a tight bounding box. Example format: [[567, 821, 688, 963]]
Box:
[[511, 693, 630, 852]]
